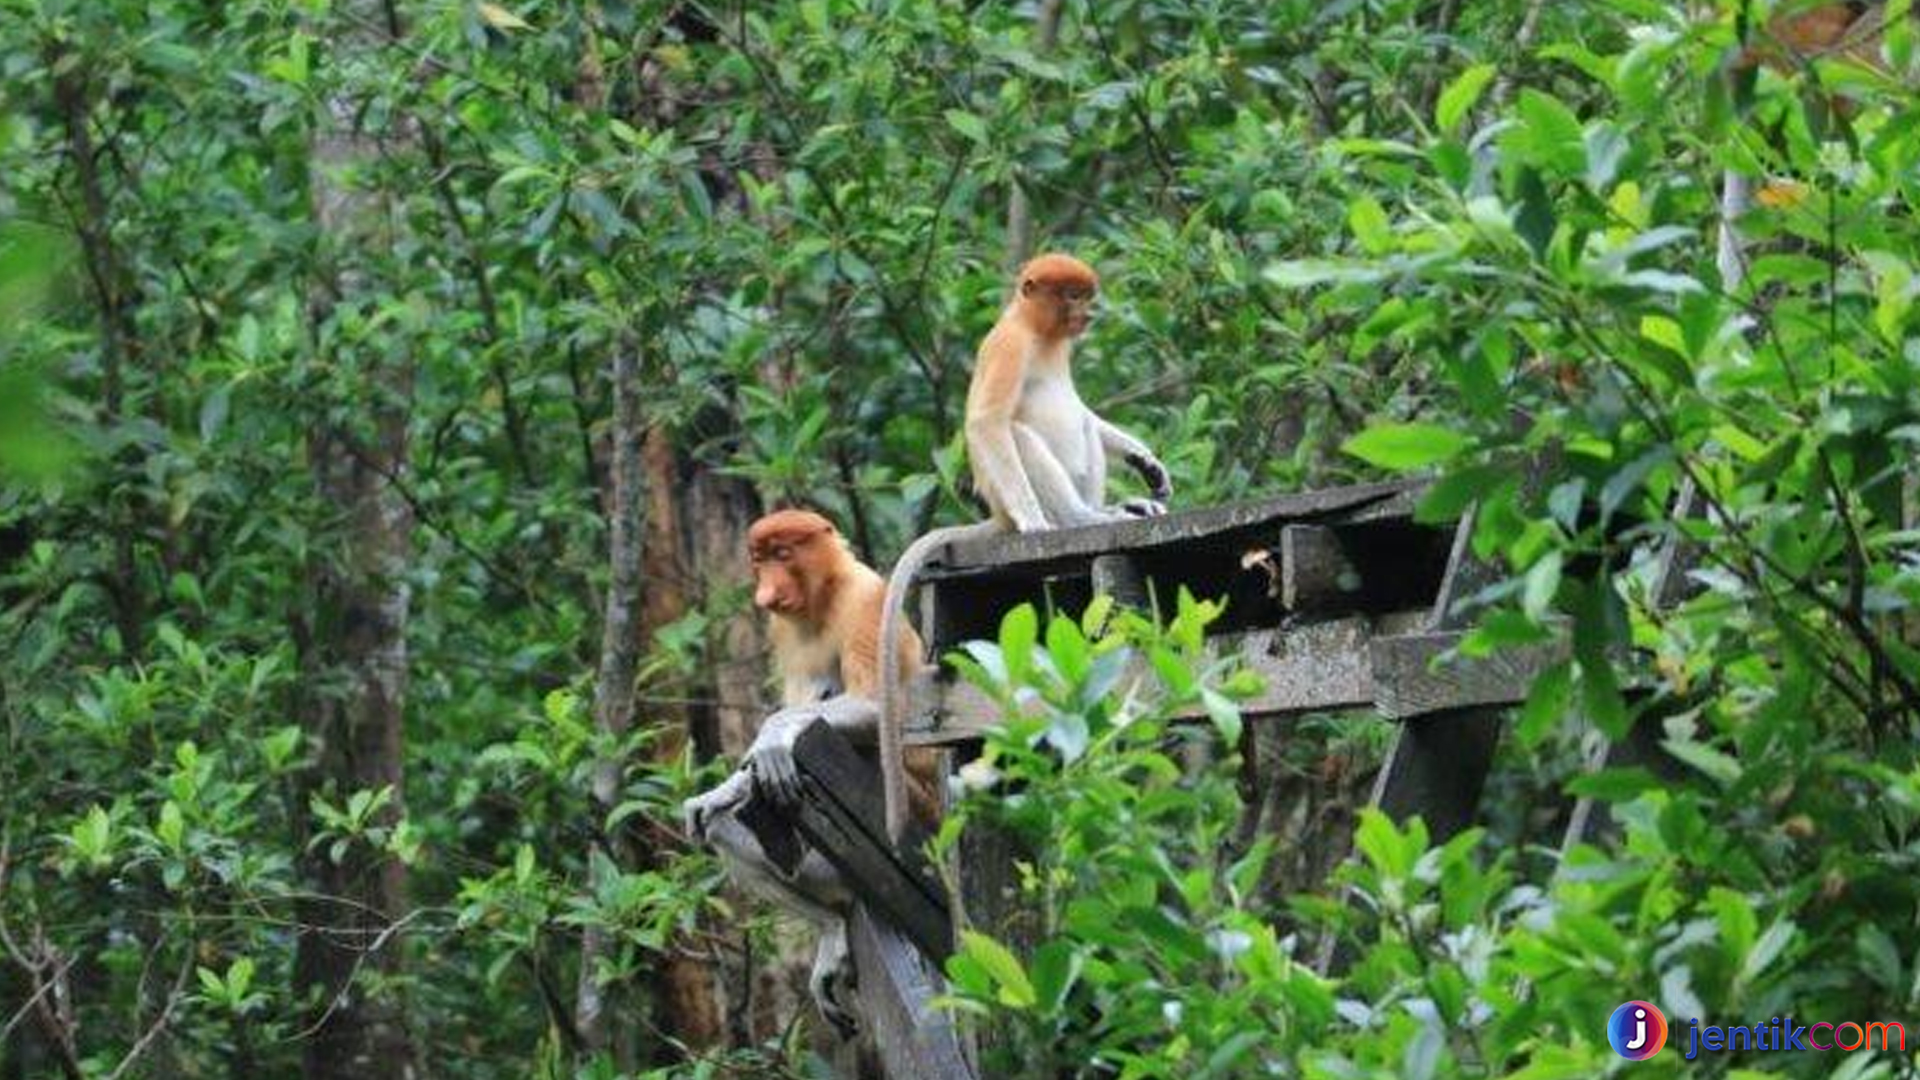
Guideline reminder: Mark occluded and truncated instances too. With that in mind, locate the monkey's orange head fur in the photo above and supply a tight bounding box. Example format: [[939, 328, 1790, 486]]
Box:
[[1017, 253, 1099, 338], [747, 509, 842, 619], [1019, 252, 1099, 293]]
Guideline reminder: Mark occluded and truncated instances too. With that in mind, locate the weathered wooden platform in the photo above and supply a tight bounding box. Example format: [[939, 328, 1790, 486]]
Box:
[[899, 478, 1567, 746]]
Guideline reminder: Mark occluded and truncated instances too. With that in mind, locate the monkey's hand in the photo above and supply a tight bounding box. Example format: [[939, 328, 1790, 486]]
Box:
[[1116, 497, 1167, 518], [1125, 451, 1173, 503], [682, 769, 751, 841], [744, 706, 818, 806]]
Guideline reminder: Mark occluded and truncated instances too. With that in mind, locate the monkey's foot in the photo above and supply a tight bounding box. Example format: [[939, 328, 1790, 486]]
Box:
[[810, 921, 859, 1039]]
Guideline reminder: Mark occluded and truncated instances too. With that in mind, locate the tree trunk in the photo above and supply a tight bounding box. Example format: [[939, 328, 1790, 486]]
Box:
[[50, 45, 143, 658], [576, 341, 643, 1056], [1004, 0, 1064, 270], [291, 5, 417, 1078], [628, 427, 728, 1057]]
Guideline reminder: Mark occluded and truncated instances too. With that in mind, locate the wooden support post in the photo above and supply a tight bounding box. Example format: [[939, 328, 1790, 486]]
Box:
[[1559, 481, 1702, 854], [1279, 524, 1359, 615], [953, 819, 1038, 1075], [1369, 704, 1504, 842], [849, 904, 974, 1080], [1366, 506, 1508, 842], [1090, 552, 1148, 610]]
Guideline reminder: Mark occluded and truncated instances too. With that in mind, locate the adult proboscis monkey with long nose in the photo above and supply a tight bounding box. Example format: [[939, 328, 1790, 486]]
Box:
[[682, 509, 940, 1033]]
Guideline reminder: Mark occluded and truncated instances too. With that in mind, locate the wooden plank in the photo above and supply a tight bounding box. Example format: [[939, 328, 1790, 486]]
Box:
[[903, 612, 1431, 745], [849, 904, 974, 1080], [1370, 628, 1570, 720], [787, 720, 952, 961], [920, 480, 1423, 579]]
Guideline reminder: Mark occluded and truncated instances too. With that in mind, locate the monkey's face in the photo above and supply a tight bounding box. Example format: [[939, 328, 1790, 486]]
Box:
[[1022, 281, 1096, 337], [750, 531, 828, 619], [1057, 285, 1095, 336]]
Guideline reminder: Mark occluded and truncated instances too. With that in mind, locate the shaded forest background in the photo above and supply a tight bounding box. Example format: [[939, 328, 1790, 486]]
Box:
[[3, 0, 1919, 1076]]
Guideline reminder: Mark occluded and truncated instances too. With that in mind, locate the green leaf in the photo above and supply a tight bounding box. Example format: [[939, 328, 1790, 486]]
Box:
[[1516, 661, 1572, 747], [1029, 940, 1081, 1012], [1000, 604, 1038, 685], [197, 966, 225, 997], [1707, 888, 1758, 961], [1354, 807, 1416, 882], [1348, 196, 1392, 255], [157, 801, 185, 851], [1436, 64, 1495, 132], [70, 805, 113, 867], [1516, 89, 1586, 175], [1663, 736, 1742, 786], [543, 689, 578, 725], [1080, 593, 1114, 638], [945, 110, 987, 144], [1342, 423, 1470, 471], [1262, 259, 1388, 288], [1740, 919, 1795, 984], [1200, 687, 1243, 746], [1522, 550, 1562, 619], [1046, 614, 1089, 684], [960, 930, 1036, 1009]]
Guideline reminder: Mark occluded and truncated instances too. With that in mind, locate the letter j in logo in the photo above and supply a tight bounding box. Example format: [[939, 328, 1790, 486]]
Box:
[[1608, 1001, 1668, 1060]]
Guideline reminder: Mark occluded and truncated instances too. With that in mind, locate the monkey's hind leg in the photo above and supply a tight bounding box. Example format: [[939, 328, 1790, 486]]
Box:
[[1011, 422, 1110, 526], [809, 917, 859, 1038]]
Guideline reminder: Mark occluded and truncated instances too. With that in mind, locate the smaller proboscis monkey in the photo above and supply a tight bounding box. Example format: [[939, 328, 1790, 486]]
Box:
[[681, 509, 939, 1033], [877, 252, 1173, 841]]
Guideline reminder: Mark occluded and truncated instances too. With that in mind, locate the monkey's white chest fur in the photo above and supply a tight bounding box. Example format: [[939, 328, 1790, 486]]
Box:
[[1016, 370, 1101, 489]]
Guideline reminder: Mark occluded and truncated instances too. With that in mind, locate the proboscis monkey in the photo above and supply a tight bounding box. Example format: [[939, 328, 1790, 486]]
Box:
[[681, 509, 939, 1033], [877, 252, 1173, 841]]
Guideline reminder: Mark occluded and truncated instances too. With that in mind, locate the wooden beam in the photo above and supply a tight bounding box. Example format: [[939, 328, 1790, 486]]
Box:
[[786, 720, 952, 961], [903, 612, 1430, 745], [849, 904, 975, 1080], [1370, 628, 1570, 720]]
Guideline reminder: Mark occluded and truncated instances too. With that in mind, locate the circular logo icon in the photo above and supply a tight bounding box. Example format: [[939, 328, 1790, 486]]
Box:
[[1608, 1000, 1668, 1060]]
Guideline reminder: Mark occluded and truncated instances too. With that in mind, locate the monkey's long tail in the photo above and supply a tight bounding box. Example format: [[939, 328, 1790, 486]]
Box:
[[878, 521, 1003, 843]]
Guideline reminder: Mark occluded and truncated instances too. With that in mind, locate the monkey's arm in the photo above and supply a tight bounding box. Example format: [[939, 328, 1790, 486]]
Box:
[[967, 341, 1052, 531], [1094, 416, 1173, 502], [744, 694, 880, 805]]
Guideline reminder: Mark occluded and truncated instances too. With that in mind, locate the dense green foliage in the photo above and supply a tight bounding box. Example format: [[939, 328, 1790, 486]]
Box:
[[3, 0, 1919, 1076]]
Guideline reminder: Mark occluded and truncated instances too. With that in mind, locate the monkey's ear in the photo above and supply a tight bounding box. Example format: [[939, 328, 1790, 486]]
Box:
[[1020, 279, 1036, 297]]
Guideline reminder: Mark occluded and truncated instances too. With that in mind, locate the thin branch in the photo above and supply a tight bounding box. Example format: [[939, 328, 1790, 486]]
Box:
[[278, 907, 428, 1046], [106, 949, 195, 1080]]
